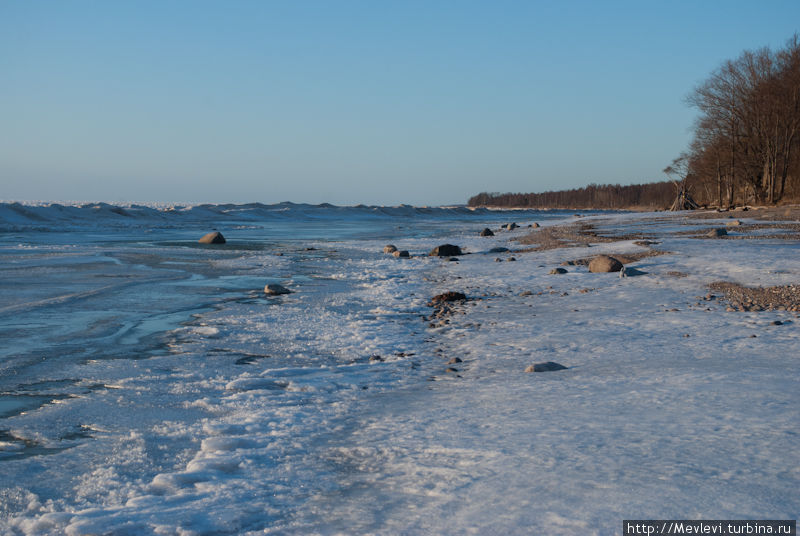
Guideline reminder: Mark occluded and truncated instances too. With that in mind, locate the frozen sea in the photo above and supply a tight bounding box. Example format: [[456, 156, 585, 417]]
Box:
[[0, 202, 797, 535]]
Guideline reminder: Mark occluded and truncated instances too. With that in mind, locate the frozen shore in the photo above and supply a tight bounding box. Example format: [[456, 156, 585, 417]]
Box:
[[286, 209, 799, 535], [1, 208, 798, 535]]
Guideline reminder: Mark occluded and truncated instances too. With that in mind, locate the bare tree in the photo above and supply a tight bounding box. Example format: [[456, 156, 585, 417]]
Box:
[[685, 35, 800, 206]]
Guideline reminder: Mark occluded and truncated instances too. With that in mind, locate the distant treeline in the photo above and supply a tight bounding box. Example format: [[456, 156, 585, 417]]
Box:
[[468, 181, 675, 209], [470, 35, 800, 210]]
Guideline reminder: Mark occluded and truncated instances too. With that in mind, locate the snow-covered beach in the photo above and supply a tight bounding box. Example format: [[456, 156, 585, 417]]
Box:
[[0, 203, 798, 535]]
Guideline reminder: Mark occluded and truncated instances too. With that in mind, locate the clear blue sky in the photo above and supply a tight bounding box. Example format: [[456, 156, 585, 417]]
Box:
[[2, 1, 799, 206]]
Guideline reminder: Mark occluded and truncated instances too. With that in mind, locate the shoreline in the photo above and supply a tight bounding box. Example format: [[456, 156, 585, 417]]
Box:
[[370, 207, 800, 532]]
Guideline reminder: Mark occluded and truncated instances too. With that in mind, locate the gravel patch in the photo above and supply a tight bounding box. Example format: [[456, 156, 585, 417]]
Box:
[[708, 282, 800, 312]]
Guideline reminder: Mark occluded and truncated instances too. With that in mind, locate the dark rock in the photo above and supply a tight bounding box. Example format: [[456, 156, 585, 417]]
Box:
[[489, 247, 509, 253], [480, 228, 494, 237], [198, 231, 226, 244], [525, 361, 568, 373], [507, 257, 516, 262], [549, 267, 568, 275], [707, 228, 728, 237], [504, 223, 519, 230], [383, 245, 398, 254], [447, 357, 463, 364], [429, 291, 467, 304], [369, 355, 384, 362], [588, 255, 623, 273], [393, 250, 410, 258], [445, 367, 459, 373], [264, 284, 291, 295], [429, 244, 463, 256]]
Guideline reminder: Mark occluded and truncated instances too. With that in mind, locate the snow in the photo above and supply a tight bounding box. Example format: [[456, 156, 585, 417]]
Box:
[[0, 206, 797, 535]]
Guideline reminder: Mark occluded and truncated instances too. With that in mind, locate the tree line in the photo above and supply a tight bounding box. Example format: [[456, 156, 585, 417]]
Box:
[[468, 182, 675, 209], [470, 35, 800, 209]]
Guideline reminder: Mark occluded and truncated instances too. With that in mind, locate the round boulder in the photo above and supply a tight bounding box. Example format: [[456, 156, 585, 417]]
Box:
[[480, 228, 494, 237], [589, 255, 623, 273], [707, 228, 728, 237], [264, 284, 291, 295], [505, 223, 519, 230], [198, 231, 226, 244], [393, 250, 410, 258], [383, 245, 398, 254], [549, 267, 568, 275], [429, 244, 463, 256]]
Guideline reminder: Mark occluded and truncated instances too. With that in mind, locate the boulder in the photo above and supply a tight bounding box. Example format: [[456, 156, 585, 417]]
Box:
[[525, 361, 568, 373], [393, 250, 410, 258], [505, 223, 519, 230], [480, 228, 494, 237], [588, 255, 623, 273], [198, 231, 226, 244], [707, 228, 728, 237], [549, 267, 567, 275], [429, 291, 467, 304], [383, 245, 398, 254], [264, 284, 291, 295], [429, 244, 463, 256]]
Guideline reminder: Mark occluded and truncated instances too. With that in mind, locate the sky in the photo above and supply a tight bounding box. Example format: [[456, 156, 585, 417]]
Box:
[[2, 1, 800, 206]]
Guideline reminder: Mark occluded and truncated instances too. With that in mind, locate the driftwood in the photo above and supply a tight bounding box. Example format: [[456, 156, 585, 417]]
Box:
[[670, 181, 699, 211]]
